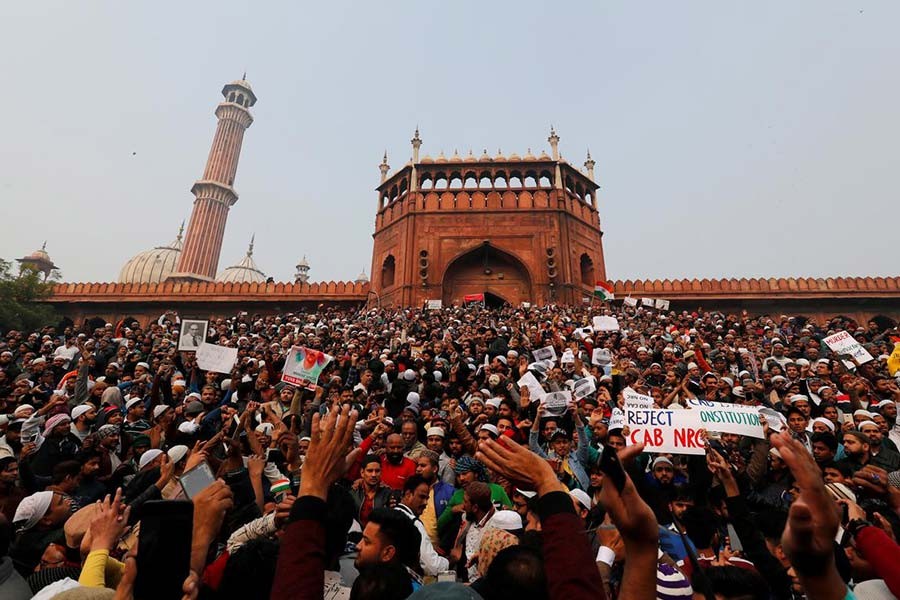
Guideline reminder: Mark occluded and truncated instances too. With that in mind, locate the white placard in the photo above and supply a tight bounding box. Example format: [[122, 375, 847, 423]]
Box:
[[573, 327, 593, 340], [655, 299, 670, 310], [623, 387, 654, 409], [196, 343, 238, 374], [641, 298, 655, 308], [823, 331, 874, 366], [625, 407, 706, 455], [686, 398, 764, 438], [609, 408, 625, 430], [623, 297, 638, 307], [426, 299, 443, 310], [560, 349, 575, 364], [573, 377, 596, 400], [592, 316, 620, 331], [533, 346, 557, 363], [541, 390, 573, 416], [592, 348, 612, 366], [517, 372, 547, 403], [758, 407, 786, 432]]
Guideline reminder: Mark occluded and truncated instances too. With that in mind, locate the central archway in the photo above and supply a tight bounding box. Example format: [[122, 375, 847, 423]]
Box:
[[441, 243, 533, 307]]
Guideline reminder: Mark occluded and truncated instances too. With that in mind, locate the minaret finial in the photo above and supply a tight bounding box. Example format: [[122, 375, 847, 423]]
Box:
[[548, 126, 561, 160], [583, 148, 596, 182], [41, 241, 47, 251], [247, 234, 255, 256], [242, 71, 247, 81]]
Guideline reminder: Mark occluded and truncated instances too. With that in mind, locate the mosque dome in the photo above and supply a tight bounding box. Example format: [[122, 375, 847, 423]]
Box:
[[118, 224, 184, 284], [449, 150, 462, 163], [420, 154, 434, 164], [435, 151, 448, 164], [217, 237, 267, 284], [355, 269, 369, 284]]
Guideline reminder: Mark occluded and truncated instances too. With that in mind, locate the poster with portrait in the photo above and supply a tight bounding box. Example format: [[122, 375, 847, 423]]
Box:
[[178, 319, 209, 351], [282, 345, 334, 390]]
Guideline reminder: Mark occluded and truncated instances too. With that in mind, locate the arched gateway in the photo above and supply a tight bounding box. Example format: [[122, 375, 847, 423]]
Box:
[[442, 243, 532, 307]]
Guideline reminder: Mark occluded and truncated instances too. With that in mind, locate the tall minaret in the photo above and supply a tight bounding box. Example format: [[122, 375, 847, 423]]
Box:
[[171, 76, 257, 281]]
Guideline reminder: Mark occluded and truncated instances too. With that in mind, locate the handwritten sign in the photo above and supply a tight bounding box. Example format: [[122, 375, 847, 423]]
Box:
[[196, 343, 238, 374], [609, 408, 625, 430], [282, 346, 334, 390], [823, 331, 873, 367], [532, 346, 557, 363], [623, 387, 654, 409], [592, 316, 620, 331], [426, 299, 443, 310], [625, 408, 705, 455], [686, 398, 764, 438]]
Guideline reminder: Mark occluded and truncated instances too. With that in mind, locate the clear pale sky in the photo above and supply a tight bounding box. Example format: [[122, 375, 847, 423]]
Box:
[[1, 2, 897, 283]]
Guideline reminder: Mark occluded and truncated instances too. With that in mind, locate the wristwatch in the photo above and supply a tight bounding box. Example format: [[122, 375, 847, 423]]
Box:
[[846, 518, 872, 539]]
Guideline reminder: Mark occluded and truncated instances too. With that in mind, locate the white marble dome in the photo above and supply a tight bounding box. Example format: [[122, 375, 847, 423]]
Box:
[[217, 237, 266, 284], [118, 226, 183, 284]]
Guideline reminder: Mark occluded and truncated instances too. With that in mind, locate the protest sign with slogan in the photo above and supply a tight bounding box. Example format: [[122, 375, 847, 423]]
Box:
[[592, 316, 620, 331], [655, 299, 670, 310], [686, 399, 764, 439], [282, 346, 334, 390], [823, 331, 874, 367], [426, 299, 443, 310], [196, 343, 238, 374], [532, 346, 557, 363], [517, 371, 547, 403], [623, 297, 638, 307], [622, 387, 654, 409], [609, 408, 625, 431], [641, 298, 655, 309], [625, 407, 705, 455]]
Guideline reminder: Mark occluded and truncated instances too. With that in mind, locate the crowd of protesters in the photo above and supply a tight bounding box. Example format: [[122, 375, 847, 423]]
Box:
[[0, 302, 898, 600]]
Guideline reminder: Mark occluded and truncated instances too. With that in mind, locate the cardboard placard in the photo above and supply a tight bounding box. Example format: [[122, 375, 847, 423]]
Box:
[[532, 346, 558, 363], [823, 331, 874, 366], [195, 343, 238, 374], [592, 316, 620, 331], [625, 408, 706, 455]]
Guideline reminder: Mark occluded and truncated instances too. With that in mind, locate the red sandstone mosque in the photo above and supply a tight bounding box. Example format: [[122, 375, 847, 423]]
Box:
[[18, 77, 899, 326]]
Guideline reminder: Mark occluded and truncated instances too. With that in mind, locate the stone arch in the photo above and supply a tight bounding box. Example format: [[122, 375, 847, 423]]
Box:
[[579, 253, 595, 286], [381, 255, 396, 289], [441, 242, 534, 307]]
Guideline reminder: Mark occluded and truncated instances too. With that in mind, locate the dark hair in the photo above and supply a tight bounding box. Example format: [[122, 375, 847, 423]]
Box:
[[820, 460, 853, 478], [217, 537, 279, 600], [811, 431, 838, 453], [0, 515, 12, 556], [483, 545, 548, 600], [367, 508, 420, 569], [401, 474, 428, 495], [466, 481, 493, 513], [361, 455, 382, 470], [843, 431, 870, 447], [350, 562, 413, 600], [681, 507, 719, 548], [52, 460, 82, 484], [704, 565, 770, 600], [755, 510, 788, 543]]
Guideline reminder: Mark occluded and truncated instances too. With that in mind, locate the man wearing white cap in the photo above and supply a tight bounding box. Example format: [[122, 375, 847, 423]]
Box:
[[9, 490, 73, 573], [67, 404, 97, 444], [122, 396, 150, 439]]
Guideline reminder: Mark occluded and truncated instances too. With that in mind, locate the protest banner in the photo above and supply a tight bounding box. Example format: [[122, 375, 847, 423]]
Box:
[[517, 371, 547, 403], [573, 377, 596, 401], [592, 348, 612, 366], [625, 407, 705, 455], [623, 387, 654, 409], [282, 346, 334, 390], [195, 343, 238, 374], [532, 346, 557, 363], [686, 399, 764, 438], [592, 316, 620, 331], [823, 331, 874, 366]]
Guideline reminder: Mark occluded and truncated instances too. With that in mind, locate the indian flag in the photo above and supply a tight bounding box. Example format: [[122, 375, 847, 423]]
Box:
[[594, 281, 615, 301], [269, 478, 292, 496]]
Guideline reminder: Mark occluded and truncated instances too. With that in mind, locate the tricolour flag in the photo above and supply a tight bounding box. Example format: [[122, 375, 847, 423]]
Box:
[[594, 281, 615, 300]]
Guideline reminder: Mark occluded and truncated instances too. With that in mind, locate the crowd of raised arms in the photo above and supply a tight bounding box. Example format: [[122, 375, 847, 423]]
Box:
[[0, 303, 898, 600]]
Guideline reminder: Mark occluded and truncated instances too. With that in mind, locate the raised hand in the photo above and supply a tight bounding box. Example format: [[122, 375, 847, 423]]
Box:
[[299, 404, 358, 500], [475, 437, 564, 496]]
